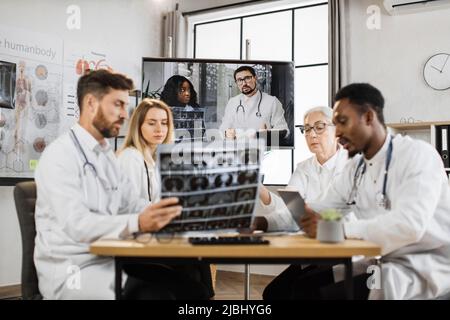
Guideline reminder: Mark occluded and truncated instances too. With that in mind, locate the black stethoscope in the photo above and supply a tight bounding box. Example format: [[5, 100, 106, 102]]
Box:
[[69, 129, 118, 198], [346, 136, 393, 210], [71, 128, 151, 201], [70, 129, 98, 177], [143, 160, 151, 202], [236, 90, 263, 118]]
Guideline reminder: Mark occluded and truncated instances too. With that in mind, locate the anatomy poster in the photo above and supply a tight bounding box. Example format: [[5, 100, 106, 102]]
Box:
[[0, 25, 63, 178], [0, 26, 113, 179]]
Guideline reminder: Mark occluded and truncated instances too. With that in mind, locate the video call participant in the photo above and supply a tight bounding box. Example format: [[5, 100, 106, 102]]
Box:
[[219, 66, 289, 140], [160, 75, 205, 141]]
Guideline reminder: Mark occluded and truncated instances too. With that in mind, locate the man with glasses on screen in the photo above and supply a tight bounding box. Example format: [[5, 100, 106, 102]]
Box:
[[219, 66, 289, 141]]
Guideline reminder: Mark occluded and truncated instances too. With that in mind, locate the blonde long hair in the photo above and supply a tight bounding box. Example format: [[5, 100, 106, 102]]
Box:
[[118, 98, 174, 162]]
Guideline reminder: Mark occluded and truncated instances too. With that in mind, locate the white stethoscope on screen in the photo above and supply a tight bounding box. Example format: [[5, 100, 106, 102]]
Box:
[[346, 137, 393, 210], [70, 129, 118, 209], [236, 90, 263, 119]]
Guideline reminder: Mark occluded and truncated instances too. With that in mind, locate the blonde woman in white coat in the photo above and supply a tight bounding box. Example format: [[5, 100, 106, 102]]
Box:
[[117, 98, 214, 299], [117, 99, 175, 203]]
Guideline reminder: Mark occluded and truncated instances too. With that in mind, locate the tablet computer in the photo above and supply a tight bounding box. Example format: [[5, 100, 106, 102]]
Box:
[[277, 189, 305, 224]]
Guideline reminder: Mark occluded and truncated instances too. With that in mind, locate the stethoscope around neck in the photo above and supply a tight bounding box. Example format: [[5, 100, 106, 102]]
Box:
[[236, 90, 263, 118], [70, 129, 99, 177], [69, 129, 118, 193], [346, 136, 393, 210], [71, 128, 152, 203], [143, 160, 151, 202]]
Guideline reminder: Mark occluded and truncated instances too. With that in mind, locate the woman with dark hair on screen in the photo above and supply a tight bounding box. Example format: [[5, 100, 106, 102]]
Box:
[[160, 75, 205, 141], [160, 75, 200, 110]]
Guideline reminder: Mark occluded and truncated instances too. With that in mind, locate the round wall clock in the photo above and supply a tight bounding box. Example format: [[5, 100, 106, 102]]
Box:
[[423, 53, 450, 90]]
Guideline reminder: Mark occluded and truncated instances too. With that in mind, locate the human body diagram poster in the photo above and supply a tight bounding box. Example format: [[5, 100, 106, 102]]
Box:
[[0, 25, 111, 179]]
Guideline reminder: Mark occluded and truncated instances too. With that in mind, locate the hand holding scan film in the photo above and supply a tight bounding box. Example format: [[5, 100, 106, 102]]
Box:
[[138, 197, 182, 232], [225, 128, 236, 139]]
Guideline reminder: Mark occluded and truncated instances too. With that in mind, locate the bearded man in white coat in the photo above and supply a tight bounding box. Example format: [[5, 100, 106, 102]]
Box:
[[33, 70, 211, 300]]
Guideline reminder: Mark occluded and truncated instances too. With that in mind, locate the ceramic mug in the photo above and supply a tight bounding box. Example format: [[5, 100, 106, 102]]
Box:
[[317, 220, 344, 243]]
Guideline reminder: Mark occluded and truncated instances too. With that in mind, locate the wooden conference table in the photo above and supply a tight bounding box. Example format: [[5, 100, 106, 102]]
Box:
[[90, 234, 381, 300]]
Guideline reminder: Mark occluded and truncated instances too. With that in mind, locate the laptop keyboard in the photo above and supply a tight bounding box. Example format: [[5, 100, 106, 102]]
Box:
[[188, 236, 270, 245]]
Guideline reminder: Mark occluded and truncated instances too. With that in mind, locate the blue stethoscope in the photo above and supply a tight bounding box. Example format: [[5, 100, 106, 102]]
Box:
[[236, 90, 263, 118], [346, 136, 393, 210]]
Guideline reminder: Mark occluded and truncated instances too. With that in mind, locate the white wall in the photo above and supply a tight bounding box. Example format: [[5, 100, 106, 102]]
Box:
[[0, 0, 174, 287], [0, 0, 174, 81], [344, 0, 450, 123]]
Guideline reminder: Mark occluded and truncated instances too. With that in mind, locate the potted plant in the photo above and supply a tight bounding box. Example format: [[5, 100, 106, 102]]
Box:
[[317, 209, 344, 243], [142, 80, 163, 99]]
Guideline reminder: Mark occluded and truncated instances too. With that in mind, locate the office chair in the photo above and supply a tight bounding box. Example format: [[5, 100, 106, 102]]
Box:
[[14, 181, 42, 300]]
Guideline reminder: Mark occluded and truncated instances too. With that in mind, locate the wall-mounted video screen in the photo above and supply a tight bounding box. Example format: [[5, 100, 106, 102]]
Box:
[[142, 58, 294, 149], [0, 60, 16, 109]]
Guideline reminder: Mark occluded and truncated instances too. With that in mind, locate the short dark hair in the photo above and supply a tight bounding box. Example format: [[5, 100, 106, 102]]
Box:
[[335, 83, 385, 125], [234, 66, 256, 80], [160, 75, 199, 107], [77, 69, 134, 111]]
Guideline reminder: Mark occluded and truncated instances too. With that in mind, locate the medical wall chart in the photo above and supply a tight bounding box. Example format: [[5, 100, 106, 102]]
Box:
[[0, 25, 63, 179], [0, 25, 112, 180]]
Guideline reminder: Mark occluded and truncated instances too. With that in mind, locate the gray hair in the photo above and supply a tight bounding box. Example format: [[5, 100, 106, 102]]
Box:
[[303, 106, 333, 123]]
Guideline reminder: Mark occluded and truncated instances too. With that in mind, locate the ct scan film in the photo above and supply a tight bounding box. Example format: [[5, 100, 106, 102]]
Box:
[[157, 139, 263, 233], [171, 106, 206, 142]]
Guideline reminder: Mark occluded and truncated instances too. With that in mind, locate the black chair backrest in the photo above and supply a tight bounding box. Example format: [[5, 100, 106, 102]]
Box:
[[14, 181, 42, 300]]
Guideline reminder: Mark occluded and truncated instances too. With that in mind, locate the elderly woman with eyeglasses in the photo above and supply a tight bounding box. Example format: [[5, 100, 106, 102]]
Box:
[[255, 106, 348, 232], [252, 106, 348, 300]]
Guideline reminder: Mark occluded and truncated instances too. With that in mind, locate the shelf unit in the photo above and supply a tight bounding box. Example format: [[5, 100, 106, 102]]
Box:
[[387, 121, 450, 177]]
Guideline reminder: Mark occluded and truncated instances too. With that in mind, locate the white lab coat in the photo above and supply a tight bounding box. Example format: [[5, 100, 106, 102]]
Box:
[[312, 134, 450, 299], [219, 90, 289, 138], [34, 124, 147, 299], [117, 147, 160, 204], [256, 147, 349, 232]]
